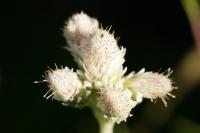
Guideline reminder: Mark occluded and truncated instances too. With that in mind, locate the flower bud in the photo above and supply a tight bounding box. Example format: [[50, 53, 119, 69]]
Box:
[[63, 12, 126, 81], [45, 67, 82, 103], [84, 29, 125, 81], [126, 69, 175, 106], [63, 12, 99, 53], [97, 85, 136, 123]]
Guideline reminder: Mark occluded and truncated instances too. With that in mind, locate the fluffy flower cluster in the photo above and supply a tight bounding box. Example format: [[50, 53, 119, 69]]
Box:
[[63, 12, 125, 82], [45, 67, 82, 102], [43, 12, 175, 123], [97, 85, 137, 123], [124, 68, 175, 107]]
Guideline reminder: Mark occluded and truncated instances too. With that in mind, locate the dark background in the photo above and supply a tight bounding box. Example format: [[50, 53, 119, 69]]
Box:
[[1, 0, 199, 133]]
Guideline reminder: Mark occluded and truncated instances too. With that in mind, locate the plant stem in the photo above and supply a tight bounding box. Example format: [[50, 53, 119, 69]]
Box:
[[87, 92, 115, 133], [181, 0, 200, 51], [93, 108, 115, 133], [181, 0, 200, 21]]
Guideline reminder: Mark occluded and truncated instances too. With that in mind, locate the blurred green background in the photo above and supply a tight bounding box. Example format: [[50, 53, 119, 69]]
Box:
[[1, 0, 200, 133]]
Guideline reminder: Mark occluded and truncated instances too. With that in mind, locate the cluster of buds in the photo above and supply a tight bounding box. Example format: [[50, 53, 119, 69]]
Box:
[[41, 12, 175, 124]]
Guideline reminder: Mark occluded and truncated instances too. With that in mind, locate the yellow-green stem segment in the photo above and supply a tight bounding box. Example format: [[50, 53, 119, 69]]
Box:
[[93, 108, 115, 133], [87, 92, 115, 133], [181, 0, 200, 21]]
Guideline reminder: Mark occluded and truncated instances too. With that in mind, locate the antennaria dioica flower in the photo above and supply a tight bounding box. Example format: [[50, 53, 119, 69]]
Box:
[[37, 12, 176, 133]]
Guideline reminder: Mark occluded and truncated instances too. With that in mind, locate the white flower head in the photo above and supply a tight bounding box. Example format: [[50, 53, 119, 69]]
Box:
[[84, 29, 126, 81], [63, 12, 99, 51], [63, 12, 126, 82], [97, 85, 136, 123], [38, 12, 176, 127], [45, 67, 82, 103], [127, 69, 175, 106]]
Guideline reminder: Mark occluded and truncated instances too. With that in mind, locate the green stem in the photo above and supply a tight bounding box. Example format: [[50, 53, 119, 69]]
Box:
[[93, 109, 115, 133], [87, 92, 115, 133], [181, 0, 200, 50], [181, 0, 200, 21]]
